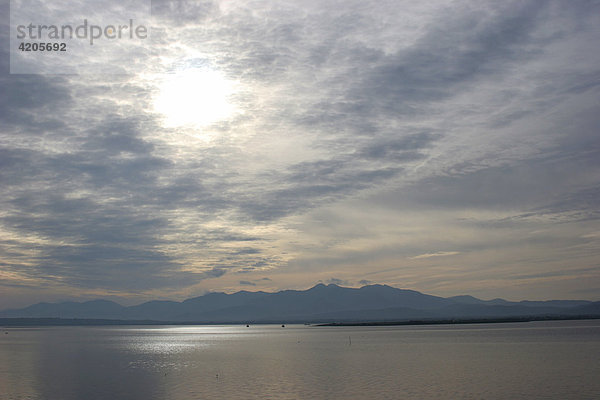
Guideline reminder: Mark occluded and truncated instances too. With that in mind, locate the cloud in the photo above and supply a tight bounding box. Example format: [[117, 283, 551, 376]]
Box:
[[410, 252, 461, 260], [1, 0, 599, 305], [325, 277, 351, 286], [151, 0, 215, 25], [239, 280, 256, 286]]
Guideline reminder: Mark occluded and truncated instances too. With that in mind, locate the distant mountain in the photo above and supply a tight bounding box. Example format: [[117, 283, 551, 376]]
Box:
[[1, 284, 598, 323], [447, 295, 512, 306], [3, 300, 126, 319]]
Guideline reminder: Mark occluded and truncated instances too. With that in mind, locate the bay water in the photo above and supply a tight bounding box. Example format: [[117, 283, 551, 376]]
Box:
[[1, 320, 599, 399]]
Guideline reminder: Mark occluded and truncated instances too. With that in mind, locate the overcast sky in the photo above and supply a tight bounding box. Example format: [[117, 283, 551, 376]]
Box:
[[1, 0, 599, 308]]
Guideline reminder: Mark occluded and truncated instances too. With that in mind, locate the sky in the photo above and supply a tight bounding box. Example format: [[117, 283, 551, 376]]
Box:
[[1, 0, 599, 308]]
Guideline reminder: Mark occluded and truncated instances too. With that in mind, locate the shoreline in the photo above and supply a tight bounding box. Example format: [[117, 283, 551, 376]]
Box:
[[316, 315, 600, 326], [2, 314, 599, 328]]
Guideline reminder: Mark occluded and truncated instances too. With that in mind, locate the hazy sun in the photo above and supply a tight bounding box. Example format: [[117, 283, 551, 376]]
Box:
[[154, 68, 237, 128]]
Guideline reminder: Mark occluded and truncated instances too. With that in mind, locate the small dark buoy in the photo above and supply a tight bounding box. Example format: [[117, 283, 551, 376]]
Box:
[[281, 324, 285, 327], [246, 324, 249, 327]]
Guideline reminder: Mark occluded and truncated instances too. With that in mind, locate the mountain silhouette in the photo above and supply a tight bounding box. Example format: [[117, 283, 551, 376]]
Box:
[[1, 284, 598, 323]]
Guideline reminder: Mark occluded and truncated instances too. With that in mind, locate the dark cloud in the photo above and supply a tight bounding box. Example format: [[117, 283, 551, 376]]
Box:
[[205, 268, 227, 278], [151, 0, 216, 25], [326, 277, 351, 286], [0, 75, 73, 126], [358, 132, 440, 160]]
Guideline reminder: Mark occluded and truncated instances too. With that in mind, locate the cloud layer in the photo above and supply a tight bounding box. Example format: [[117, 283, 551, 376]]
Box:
[[1, 0, 599, 306]]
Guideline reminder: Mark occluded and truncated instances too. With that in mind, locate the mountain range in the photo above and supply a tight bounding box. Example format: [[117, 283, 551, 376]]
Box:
[[1, 284, 599, 323]]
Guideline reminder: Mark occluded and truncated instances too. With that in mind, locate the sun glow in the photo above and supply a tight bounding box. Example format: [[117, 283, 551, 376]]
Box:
[[153, 68, 238, 128]]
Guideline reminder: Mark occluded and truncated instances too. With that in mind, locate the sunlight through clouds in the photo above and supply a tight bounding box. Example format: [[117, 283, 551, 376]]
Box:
[[153, 67, 239, 129]]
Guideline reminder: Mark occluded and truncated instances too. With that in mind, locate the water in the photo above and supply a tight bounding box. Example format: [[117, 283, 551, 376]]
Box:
[[1, 320, 599, 399]]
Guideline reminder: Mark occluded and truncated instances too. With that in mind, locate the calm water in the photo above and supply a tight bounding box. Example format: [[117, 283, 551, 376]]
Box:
[[1, 320, 599, 399]]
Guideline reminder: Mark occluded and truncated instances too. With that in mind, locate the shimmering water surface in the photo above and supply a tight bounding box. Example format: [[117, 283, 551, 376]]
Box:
[[1, 320, 599, 399]]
